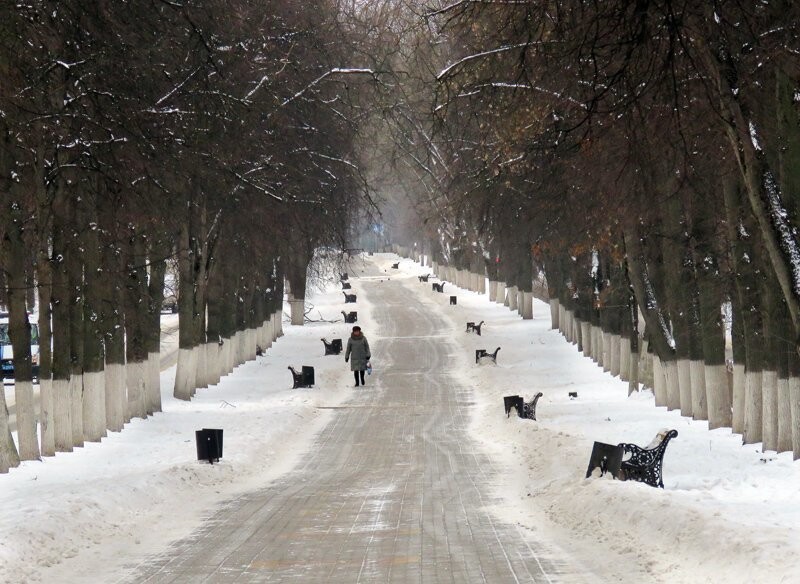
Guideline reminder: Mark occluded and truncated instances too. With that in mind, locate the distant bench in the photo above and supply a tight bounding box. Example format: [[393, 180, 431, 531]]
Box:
[[466, 321, 484, 335], [321, 338, 342, 355], [343, 291, 357, 303], [341, 310, 357, 323], [475, 347, 500, 364], [288, 366, 315, 389], [503, 392, 543, 420]]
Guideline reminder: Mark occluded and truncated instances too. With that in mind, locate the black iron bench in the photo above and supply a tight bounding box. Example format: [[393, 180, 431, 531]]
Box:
[[503, 392, 543, 420], [341, 310, 357, 323], [340, 273, 349, 281], [418, 274, 430, 282], [585, 429, 678, 488], [288, 366, 315, 389], [432, 282, 445, 293], [391, 262, 399, 268], [342, 282, 352, 290], [321, 338, 343, 356], [475, 347, 501, 364], [618, 429, 678, 488], [342, 291, 357, 303], [466, 321, 484, 335]]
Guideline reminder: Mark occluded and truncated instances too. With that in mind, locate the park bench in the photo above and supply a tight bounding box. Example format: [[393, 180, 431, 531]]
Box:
[[418, 274, 430, 282], [288, 366, 315, 389], [432, 282, 445, 293], [321, 338, 343, 355], [391, 262, 399, 268], [342, 291, 357, 303], [475, 347, 501, 364], [449, 296, 457, 305], [503, 392, 543, 420], [341, 273, 349, 281], [342, 282, 352, 290], [341, 310, 357, 323], [466, 320, 484, 335], [585, 429, 678, 489]]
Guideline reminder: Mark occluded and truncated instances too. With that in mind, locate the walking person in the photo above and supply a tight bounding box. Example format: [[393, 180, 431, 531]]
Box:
[[344, 325, 371, 387]]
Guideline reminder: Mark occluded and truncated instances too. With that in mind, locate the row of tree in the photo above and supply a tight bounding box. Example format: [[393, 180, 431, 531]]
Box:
[[0, 1, 377, 472], [379, 1, 800, 459]]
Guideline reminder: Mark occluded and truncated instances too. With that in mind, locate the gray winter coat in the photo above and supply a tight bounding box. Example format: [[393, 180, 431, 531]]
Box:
[[345, 334, 371, 371]]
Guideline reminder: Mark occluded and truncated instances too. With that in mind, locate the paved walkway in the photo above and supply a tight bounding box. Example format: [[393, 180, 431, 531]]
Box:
[[131, 266, 587, 583]]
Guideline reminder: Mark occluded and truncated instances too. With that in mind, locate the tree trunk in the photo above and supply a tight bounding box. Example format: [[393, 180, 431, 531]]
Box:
[[145, 235, 169, 413], [2, 210, 39, 460], [81, 199, 106, 442], [124, 232, 150, 419]]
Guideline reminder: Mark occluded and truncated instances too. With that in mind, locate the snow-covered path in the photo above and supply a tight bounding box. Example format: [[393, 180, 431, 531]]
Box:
[[128, 258, 586, 583], [1, 253, 798, 583]]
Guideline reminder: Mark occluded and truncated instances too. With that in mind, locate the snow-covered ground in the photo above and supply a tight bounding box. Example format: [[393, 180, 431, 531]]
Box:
[[1, 253, 798, 584]]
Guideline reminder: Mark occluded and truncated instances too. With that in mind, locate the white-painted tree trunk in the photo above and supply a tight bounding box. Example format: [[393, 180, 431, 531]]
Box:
[[246, 328, 257, 360], [474, 272, 485, 293], [148, 352, 162, 413], [14, 380, 39, 460], [610, 334, 621, 377], [789, 377, 800, 460], [601, 332, 610, 371], [761, 370, 778, 452], [265, 319, 274, 348], [11, 381, 39, 460], [677, 359, 693, 416], [705, 364, 731, 429], [581, 322, 591, 357], [126, 361, 148, 420], [619, 339, 630, 382], [664, 360, 681, 411], [690, 360, 708, 420], [507, 286, 518, 311], [82, 371, 106, 442], [488, 281, 498, 302], [777, 377, 792, 453], [70, 374, 84, 447], [104, 363, 125, 432], [515, 290, 523, 315], [628, 349, 639, 395], [653, 357, 667, 407], [289, 298, 305, 326], [275, 310, 284, 338], [195, 343, 209, 390], [732, 363, 746, 434], [39, 377, 55, 456], [53, 378, 73, 452], [590, 326, 600, 362], [521, 291, 534, 320], [174, 347, 198, 401], [575, 317, 583, 352], [495, 282, 506, 305], [550, 299, 560, 329], [743, 370, 763, 444]]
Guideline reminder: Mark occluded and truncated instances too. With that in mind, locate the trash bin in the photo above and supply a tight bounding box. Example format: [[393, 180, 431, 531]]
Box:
[[196, 428, 223, 464], [302, 366, 315, 387]]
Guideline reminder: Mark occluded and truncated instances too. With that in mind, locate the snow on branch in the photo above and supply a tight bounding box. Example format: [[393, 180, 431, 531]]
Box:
[[437, 43, 530, 80], [155, 65, 203, 106], [426, 0, 529, 18], [281, 68, 377, 107], [433, 81, 584, 112]]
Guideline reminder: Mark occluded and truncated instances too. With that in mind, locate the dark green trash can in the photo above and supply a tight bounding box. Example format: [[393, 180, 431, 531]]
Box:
[[196, 428, 223, 464]]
